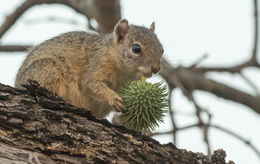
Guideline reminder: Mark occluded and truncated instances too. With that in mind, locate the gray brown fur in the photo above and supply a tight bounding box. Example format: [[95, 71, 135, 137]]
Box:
[[15, 19, 163, 118]]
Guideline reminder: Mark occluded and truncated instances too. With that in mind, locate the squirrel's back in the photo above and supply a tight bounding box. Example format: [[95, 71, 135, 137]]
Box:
[[15, 31, 106, 88]]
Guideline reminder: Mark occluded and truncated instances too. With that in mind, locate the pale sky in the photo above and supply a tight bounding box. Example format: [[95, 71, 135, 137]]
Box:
[[0, 0, 259, 163]]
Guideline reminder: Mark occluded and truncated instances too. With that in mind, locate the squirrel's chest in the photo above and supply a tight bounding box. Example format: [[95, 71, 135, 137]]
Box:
[[106, 71, 125, 91]]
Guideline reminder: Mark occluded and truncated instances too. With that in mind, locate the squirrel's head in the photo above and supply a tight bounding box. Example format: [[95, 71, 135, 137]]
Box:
[[113, 19, 163, 80]]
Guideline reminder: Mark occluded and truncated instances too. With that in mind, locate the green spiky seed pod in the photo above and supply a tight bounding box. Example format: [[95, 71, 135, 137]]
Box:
[[119, 80, 168, 132]]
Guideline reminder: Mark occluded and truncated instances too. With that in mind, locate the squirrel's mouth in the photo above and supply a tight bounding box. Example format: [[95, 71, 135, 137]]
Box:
[[138, 71, 152, 79], [136, 66, 152, 79]]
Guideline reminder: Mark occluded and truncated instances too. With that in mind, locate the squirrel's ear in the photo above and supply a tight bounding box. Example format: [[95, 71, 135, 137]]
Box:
[[150, 22, 155, 32], [114, 19, 129, 44]]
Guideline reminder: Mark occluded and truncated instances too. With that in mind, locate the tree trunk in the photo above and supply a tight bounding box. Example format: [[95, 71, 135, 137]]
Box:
[[0, 80, 234, 164]]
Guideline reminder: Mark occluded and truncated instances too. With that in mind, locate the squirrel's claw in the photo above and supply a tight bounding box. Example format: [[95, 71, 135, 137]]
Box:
[[109, 94, 125, 112]]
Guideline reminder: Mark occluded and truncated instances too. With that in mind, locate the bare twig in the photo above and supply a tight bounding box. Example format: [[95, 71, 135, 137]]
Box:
[[150, 123, 198, 137], [0, 45, 31, 52], [162, 65, 212, 155], [194, 59, 259, 73], [168, 86, 178, 144], [151, 123, 198, 136], [203, 113, 212, 156], [212, 124, 260, 160], [240, 72, 260, 96], [252, 0, 258, 60], [190, 53, 209, 68], [151, 123, 260, 160], [185, 91, 212, 155]]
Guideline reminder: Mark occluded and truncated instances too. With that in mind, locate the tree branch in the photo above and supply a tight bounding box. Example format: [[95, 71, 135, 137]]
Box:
[[0, 0, 36, 39], [0, 0, 121, 39], [0, 81, 234, 164], [160, 59, 260, 115], [0, 45, 31, 52]]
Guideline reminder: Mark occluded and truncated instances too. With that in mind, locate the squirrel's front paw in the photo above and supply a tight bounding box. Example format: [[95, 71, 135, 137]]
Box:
[[108, 93, 125, 112]]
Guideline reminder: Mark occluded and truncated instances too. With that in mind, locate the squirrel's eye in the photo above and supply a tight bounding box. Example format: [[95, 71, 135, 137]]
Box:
[[162, 48, 164, 54], [132, 44, 141, 53]]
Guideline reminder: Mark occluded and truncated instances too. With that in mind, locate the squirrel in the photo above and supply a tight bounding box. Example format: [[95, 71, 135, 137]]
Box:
[[15, 19, 164, 119]]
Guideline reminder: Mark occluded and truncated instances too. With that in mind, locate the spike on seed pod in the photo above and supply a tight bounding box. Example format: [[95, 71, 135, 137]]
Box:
[[119, 80, 168, 132]]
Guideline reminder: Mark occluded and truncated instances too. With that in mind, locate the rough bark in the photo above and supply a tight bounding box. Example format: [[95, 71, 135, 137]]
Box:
[[0, 80, 234, 164]]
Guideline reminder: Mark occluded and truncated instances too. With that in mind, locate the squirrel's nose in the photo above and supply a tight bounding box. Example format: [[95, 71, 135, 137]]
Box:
[[151, 64, 161, 74]]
